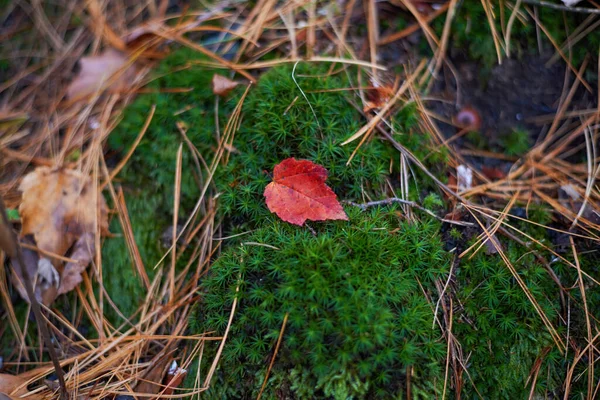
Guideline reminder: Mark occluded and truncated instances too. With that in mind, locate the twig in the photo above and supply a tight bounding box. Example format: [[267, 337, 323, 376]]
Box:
[[522, 0, 600, 14], [344, 198, 474, 227], [0, 196, 67, 399], [433, 255, 457, 330], [256, 313, 289, 400]]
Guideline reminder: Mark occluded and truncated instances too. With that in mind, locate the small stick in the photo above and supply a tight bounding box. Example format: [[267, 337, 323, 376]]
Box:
[[522, 0, 600, 14], [0, 197, 67, 399], [304, 223, 317, 236], [256, 313, 289, 400], [344, 198, 474, 227]]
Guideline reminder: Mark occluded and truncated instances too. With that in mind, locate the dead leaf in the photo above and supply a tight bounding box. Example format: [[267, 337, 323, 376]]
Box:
[[163, 361, 187, 396], [135, 354, 173, 396], [66, 49, 138, 100], [123, 20, 169, 57], [264, 158, 348, 226], [363, 84, 394, 113], [0, 368, 46, 400], [57, 232, 95, 295], [484, 233, 502, 255], [444, 208, 464, 222], [211, 74, 240, 97], [11, 167, 108, 305], [0, 373, 29, 399]]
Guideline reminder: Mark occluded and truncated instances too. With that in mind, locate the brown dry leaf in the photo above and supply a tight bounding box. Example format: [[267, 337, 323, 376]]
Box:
[[135, 354, 173, 396], [0, 373, 28, 399], [481, 166, 506, 180], [123, 20, 170, 58], [163, 361, 187, 396], [11, 167, 108, 305], [66, 49, 137, 100], [0, 369, 45, 400], [212, 74, 240, 97], [363, 85, 394, 113]]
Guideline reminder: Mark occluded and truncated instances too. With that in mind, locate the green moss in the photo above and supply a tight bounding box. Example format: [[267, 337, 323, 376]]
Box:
[[103, 48, 227, 318], [449, 227, 462, 241], [5, 208, 19, 220], [192, 208, 450, 399], [216, 64, 396, 230], [432, 2, 600, 67], [501, 127, 530, 156], [103, 47, 600, 399], [454, 241, 563, 398]]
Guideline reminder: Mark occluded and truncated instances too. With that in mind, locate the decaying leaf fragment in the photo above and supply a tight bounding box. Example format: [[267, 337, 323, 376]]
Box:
[[264, 158, 348, 226], [0, 367, 46, 400], [363, 84, 394, 113], [66, 49, 138, 100], [211, 74, 240, 97], [11, 167, 108, 305], [135, 356, 187, 397]]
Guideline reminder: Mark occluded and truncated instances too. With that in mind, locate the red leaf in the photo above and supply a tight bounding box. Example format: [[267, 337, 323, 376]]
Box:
[[264, 158, 348, 226]]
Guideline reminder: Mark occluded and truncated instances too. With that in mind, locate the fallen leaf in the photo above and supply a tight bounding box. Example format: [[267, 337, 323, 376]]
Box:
[[135, 354, 173, 395], [264, 158, 348, 226], [11, 167, 108, 305], [444, 208, 464, 222], [484, 233, 502, 255], [363, 84, 395, 113], [57, 232, 95, 295], [0, 373, 29, 399], [0, 368, 47, 400], [66, 49, 138, 100], [163, 361, 187, 396], [212, 74, 240, 97], [122, 20, 170, 59]]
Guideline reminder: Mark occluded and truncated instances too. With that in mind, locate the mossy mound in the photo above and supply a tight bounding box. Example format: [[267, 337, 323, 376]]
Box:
[[193, 208, 449, 399], [103, 48, 430, 315], [217, 65, 405, 229], [104, 48, 599, 398]]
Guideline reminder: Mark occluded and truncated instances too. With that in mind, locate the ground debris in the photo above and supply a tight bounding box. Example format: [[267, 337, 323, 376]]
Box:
[[10, 167, 108, 305]]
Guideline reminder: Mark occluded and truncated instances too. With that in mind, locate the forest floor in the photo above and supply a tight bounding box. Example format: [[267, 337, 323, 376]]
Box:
[[1, 0, 600, 399]]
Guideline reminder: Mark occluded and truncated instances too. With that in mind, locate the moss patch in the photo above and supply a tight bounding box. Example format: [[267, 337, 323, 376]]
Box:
[[193, 208, 449, 399], [431, 2, 600, 68], [104, 48, 599, 398]]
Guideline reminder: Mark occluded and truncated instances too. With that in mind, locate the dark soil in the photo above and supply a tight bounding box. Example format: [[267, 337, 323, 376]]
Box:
[[432, 54, 596, 145]]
